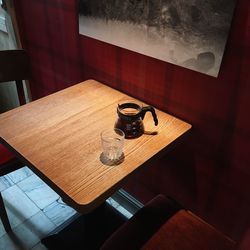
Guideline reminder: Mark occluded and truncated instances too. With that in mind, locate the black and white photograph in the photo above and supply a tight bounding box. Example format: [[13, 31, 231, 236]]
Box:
[[79, 0, 236, 77]]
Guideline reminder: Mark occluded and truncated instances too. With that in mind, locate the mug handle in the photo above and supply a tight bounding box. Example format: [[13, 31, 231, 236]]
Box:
[[141, 106, 158, 126]]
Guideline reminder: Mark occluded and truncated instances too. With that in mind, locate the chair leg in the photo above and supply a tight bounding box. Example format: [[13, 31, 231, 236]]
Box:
[[16, 80, 26, 105], [0, 192, 12, 232]]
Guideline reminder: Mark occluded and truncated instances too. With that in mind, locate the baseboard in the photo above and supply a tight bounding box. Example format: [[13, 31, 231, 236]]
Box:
[[111, 189, 143, 215]]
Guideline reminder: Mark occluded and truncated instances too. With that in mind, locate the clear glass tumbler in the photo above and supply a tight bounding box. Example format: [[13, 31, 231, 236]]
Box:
[[101, 128, 125, 162]]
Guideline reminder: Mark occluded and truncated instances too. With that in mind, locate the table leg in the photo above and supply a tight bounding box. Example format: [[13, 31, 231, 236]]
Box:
[[41, 201, 128, 250]]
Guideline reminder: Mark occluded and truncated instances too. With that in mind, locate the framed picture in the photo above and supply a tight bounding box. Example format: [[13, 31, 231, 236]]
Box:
[[79, 0, 236, 77]]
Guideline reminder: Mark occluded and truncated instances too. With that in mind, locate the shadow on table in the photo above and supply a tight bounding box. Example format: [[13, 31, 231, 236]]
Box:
[[100, 153, 125, 166]]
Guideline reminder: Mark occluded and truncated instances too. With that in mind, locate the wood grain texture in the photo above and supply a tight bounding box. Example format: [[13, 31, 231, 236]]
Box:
[[0, 80, 191, 213]]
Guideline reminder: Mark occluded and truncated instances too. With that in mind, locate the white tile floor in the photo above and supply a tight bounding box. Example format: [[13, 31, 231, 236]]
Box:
[[0, 167, 77, 250], [0, 167, 133, 250]]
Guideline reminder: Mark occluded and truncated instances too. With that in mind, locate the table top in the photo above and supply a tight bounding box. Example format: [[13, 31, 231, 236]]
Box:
[[0, 80, 191, 213]]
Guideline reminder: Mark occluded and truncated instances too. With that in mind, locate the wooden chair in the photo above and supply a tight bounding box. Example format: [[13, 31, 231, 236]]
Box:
[[0, 49, 31, 232], [0, 49, 30, 105]]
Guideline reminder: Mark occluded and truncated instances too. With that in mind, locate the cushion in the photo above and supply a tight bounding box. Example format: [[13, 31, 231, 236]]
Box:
[[237, 228, 250, 250], [0, 144, 15, 165], [142, 210, 236, 250], [101, 194, 181, 250]]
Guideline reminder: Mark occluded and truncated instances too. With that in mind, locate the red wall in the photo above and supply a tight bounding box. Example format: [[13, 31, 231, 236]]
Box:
[[14, 0, 250, 241]]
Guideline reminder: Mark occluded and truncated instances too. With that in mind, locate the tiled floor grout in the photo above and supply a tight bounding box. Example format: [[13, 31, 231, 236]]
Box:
[[0, 167, 77, 250], [1, 167, 133, 250]]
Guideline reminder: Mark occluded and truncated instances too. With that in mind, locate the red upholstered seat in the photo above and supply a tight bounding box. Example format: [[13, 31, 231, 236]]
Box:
[[0, 144, 15, 165], [237, 229, 250, 250], [101, 195, 181, 250], [101, 195, 237, 250]]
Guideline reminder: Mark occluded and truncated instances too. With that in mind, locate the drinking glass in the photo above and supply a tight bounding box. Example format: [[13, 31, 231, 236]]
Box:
[[101, 128, 125, 163]]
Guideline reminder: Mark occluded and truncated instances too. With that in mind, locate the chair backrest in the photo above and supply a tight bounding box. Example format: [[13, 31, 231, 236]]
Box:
[[101, 195, 236, 250], [0, 49, 31, 105]]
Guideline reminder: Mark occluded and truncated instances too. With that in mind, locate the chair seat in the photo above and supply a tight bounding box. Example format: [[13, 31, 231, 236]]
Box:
[[142, 210, 235, 250], [101, 195, 182, 250], [101, 195, 236, 250], [0, 144, 15, 165]]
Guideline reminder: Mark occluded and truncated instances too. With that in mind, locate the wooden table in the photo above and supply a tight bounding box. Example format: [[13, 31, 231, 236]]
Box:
[[0, 80, 191, 213]]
